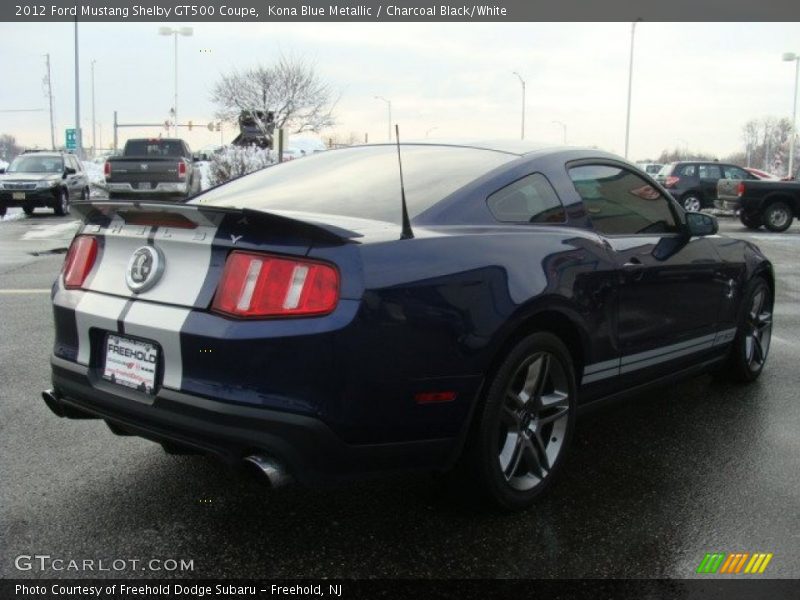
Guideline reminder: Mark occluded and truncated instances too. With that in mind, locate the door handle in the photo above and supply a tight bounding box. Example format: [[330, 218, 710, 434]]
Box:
[[623, 257, 644, 269]]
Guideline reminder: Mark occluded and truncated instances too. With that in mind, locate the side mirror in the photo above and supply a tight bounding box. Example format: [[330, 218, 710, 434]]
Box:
[[685, 211, 718, 236]]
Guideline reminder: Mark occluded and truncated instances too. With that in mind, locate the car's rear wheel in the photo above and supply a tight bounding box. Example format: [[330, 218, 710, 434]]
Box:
[[470, 332, 576, 510], [739, 212, 762, 230], [53, 189, 69, 216], [724, 277, 773, 383], [682, 194, 702, 212], [763, 201, 793, 232]]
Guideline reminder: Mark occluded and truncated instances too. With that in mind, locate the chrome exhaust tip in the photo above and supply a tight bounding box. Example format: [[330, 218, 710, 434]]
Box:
[[243, 454, 292, 489]]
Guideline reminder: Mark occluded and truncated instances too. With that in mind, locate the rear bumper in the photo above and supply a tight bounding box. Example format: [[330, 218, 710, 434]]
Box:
[[106, 182, 188, 195], [47, 355, 456, 484]]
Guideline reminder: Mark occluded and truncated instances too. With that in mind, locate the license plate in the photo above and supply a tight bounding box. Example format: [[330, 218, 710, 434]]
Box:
[[12, 192, 25, 200], [103, 334, 158, 394], [137, 182, 151, 190]]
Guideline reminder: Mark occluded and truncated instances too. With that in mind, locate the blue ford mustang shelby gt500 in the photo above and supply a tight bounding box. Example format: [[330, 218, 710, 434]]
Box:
[[43, 142, 774, 509]]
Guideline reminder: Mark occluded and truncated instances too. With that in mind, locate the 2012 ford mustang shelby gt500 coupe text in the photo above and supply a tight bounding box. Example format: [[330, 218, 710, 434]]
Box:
[[42, 142, 774, 509]]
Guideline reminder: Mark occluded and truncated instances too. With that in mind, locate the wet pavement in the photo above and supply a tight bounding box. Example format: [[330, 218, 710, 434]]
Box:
[[1, 212, 798, 579]]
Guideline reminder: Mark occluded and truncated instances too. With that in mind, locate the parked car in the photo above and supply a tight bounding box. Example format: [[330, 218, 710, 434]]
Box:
[[635, 162, 664, 177], [104, 138, 202, 201], [0, 151, 90, 217], [43, 143, 774, 510], [718, 172, 800, 231], [656, 161, 756, 212]]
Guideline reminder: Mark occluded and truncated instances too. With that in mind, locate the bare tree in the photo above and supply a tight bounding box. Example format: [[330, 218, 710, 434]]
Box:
[[0, 134, 23, 162], [738, 117, 795, 174], [210, 55, 337, 134]]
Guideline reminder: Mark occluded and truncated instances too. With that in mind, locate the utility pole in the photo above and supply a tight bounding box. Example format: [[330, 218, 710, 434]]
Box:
[[624, 20, 639, 159], [44, 53, 55, 150], [73, 19, 83, 158], [513, 72, 526, 140], [91, 59, 96, 158]]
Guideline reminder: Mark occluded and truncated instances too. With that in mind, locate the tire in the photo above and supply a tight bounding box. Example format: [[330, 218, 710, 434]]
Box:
[[763, 201, 793, 233], [81, 187, 89, 200], [0, 206, 7, 217], [23, 206, 35, 216], [723, 277, 773, 383], [739, 212, 762, 230], [682, 194, 702, 212], [53, 189, 69, 216], [469, 332, 577, 510]]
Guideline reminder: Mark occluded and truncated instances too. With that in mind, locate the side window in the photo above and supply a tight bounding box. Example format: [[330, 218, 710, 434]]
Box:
[[487, 173, 566, 224], [568, 164, 679, 236], [678, 164, 697, 177], [698, 164, 722, 179], [722, 165, 748, 180]]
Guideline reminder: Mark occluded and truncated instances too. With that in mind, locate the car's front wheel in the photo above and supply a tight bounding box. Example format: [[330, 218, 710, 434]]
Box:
[[53, 189, 69, 216], [739, 212, 762, 230], [23, 206, 35, 216], [682, 194, 703, 212], [724, 277, 773, 383], [763, 201, 793, 232], [471, 332, 576, 510]]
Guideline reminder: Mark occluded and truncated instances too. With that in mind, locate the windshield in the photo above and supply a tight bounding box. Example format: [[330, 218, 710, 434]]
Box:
[[194, 145, 516, 224], [8, 155, 63, 174]]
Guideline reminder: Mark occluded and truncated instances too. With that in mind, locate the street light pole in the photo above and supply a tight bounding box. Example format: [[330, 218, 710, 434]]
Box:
[[624, 21, 639, 159], [513, 71, 526, 140], [91, 59, 96, 158], [552, 120, 567, 144], [44, 53, 55, 150], [374, 96, 392, 141], [783, 52, 800, 178], [74, 19, 83, 158], [159, 27, 193, 137]]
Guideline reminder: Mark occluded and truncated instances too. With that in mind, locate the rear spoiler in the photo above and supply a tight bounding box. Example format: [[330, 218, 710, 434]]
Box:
[[70, 200, 362, 245]]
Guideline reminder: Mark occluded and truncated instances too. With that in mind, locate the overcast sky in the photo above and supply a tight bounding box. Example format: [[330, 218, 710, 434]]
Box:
[[1, 21, 799, 159]]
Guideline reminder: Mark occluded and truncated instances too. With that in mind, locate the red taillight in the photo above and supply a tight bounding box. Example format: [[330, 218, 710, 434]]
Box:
[[212, 251, 339, 318], [414, 391, 458, 404], [664, 176, 680, 188], [177, 160, 187, 179], [62, 236, 98, 289], [103, 161, 111, 177], [737, 181, 745, 197]]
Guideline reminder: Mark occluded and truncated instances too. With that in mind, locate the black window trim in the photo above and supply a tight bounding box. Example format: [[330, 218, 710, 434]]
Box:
[[485, 171, 567, 226], [565, 157, 685, 238]]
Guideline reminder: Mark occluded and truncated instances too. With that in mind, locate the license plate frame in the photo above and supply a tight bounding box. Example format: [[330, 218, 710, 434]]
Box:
[[137, 182, 151, 190], [12, 192, 25, 200], [102, 333, 159, 395]]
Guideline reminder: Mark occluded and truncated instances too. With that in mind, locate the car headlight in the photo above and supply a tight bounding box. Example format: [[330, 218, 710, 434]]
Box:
[[35, 180, 59, 189]]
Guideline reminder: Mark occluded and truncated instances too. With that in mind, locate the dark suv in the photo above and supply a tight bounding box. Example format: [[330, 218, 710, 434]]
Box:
[[656, 161, 756, 212], [0, 151, 90, 217]]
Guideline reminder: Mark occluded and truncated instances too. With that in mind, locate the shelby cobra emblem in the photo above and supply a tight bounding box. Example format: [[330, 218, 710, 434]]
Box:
[[125, 246, 164, 293]]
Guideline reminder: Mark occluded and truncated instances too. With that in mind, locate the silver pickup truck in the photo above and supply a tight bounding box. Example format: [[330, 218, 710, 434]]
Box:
[[104, 138, 202, 201]]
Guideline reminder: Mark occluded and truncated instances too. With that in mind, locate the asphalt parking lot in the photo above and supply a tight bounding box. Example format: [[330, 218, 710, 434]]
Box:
[[1, 208, 798, 579]]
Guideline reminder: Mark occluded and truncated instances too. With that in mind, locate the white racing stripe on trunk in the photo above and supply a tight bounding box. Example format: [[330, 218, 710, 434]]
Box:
[[73, 292, 130, 365], [82, 221, 218, 309], [122, 301, 191, 390]]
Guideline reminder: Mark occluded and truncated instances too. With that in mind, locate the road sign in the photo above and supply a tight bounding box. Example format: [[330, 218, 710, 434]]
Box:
[[65, 128, 76, 150]]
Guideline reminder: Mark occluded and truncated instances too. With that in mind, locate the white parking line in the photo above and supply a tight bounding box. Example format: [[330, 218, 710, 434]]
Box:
[[0, 289, 51, 294]]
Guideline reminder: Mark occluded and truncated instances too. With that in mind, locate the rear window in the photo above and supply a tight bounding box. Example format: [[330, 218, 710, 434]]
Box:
[[194, 145, 515, 224], [124, 140, 185, 157]]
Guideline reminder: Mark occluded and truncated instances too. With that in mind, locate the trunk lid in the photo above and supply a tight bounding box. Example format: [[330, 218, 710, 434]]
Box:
[[69, 200, 362, 309]]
